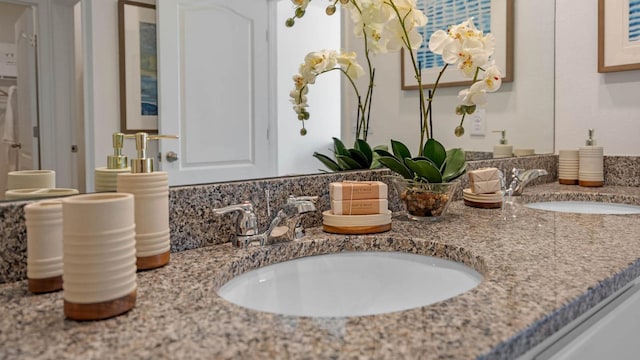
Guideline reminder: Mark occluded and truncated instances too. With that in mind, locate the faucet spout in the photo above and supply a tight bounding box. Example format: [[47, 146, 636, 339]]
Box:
[[507, 168, 548, 195], [245, 196, 318, 246]]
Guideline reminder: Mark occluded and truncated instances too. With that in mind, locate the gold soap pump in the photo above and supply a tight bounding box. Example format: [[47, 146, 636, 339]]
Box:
[[94, 132, 132, 192], [125, 132, 179, 173], [117, 132, 178, 270]]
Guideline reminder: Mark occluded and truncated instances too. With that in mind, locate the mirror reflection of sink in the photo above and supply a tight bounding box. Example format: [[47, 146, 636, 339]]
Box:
[[525, 201, 640, 214], [216, 252, 483, 317]]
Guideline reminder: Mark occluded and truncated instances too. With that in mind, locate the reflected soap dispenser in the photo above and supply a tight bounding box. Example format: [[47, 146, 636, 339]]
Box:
[[94, 133, 131, 192], [578, 128, 604, 187], [117, 132, 178, 270], [492, 130, 513, 158]]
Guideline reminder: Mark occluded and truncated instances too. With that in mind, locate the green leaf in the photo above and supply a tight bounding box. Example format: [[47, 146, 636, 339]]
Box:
[[313, 152, 342, 172], [423, 138, 447, 169], [377, 156, 414, 179], [332, 137, 349, 157], [411, 156, 438, 168], [347, 148, 370, 168], [405, 158, 443, 183], [373, 148, 396, 158], [336, 154, 362, 170], [391, 139, 412, 161], [442, 148, 467, 182], [354, 139, 373, 165], [370, 145, 389, 169]]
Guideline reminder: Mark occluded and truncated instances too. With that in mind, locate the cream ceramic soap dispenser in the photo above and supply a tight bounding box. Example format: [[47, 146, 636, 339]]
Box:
[[492, 130, 513, 158], [95, 132, 131, 192], [117, 132, 178, 270], [578, 128, 604, 187]]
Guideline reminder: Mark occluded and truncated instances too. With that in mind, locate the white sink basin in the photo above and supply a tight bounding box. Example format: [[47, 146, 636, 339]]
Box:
[[525, 201, 640, 214], [216, 251, 483, 317]]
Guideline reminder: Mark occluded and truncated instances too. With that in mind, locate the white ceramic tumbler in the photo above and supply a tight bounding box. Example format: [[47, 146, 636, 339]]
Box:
[[7, 170, 55, 190], [62, 192, 137, 320], [24, 200, 63, 293]]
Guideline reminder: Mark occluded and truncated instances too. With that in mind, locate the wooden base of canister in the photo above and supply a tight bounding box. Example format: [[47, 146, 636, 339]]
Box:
[[136, 251, 170, 271], [28, 275, 63, 294], [64, 289, 136, 321], [322, 223, 391, 235], [559, 178, 579, 185], [579, 180, 604, 187]]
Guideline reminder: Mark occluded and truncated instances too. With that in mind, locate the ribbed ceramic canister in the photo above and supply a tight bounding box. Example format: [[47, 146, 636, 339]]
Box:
[[94, 167, 131, 192], [7, 170, 55, 190], [24, 200, 64, 294], [558, 149, 579, 185], [117, 172, 170, 270], [578, 146, 604, 187], [62, 192, 137, 321]]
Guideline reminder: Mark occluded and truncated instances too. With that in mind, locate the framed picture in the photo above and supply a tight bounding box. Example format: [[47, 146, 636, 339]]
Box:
[[118, 0, 159, 134], [598, 0, 640, 73], [401, 0, 514, 89]]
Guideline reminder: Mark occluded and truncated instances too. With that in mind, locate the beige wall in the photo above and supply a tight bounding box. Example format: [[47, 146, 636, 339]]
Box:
[[555, 0, 640, 155]]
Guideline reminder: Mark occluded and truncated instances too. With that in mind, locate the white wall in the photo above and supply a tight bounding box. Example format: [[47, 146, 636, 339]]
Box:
[[82, 0, 121, 191], [556, 0, 640, 155], [276, 1, 341, 176], [342, 1, 555, 156]]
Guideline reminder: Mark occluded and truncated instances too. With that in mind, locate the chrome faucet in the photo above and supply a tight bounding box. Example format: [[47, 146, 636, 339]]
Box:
[[506, 168, 548, 196], [213, 195, 318, 248], [212, 201, 259, 247]]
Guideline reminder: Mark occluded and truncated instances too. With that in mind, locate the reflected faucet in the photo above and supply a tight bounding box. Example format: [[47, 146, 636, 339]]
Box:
[[506, 168, 549, 196]]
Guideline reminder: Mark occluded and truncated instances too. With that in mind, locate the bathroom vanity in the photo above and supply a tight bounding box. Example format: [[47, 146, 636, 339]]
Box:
[[1, 155, 640, 359]]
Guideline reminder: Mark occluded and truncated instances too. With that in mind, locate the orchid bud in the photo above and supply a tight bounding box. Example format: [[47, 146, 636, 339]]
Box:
[[465, 105, 476, 115], [454, 126, 465, 137], [295, 8, 305, 18], [285, 18, 295, 27], [326, 5, 336, 15], [300, 128, 308, 136], [455, 105, 465, 115]]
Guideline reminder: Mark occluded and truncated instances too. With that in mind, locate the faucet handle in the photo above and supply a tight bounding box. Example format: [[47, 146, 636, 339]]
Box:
[[213, 201, 258, 237], [287, 195, 318, 203], [512, 168, 524, 179]]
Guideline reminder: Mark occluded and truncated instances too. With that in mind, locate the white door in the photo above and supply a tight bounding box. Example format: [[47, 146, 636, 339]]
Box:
[[14, 6, 39, 171], [157, 0, 274, 186]]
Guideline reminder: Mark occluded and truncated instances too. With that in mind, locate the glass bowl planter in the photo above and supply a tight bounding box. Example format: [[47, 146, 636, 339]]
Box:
[[389, 176, 459, 222]]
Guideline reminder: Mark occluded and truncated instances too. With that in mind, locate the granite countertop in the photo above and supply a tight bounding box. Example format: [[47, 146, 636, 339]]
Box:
[[2, 184, 640, 359]]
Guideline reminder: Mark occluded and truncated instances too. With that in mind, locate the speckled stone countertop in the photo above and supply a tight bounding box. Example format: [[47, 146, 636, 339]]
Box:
[[2, 183, 640, 359]]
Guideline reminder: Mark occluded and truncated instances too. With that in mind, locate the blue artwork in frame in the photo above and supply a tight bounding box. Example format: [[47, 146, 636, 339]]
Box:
[[630, 0, 640, 42], [139, 22, 158, 116], [417, 0, 493, 69], [401, 0, 513, 89], [118, 0, 158, 133]]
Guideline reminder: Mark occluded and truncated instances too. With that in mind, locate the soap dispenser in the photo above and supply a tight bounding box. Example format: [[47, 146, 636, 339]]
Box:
[[492, 130, 513, 158], [578, 128, 604, 187], [117, 132, 178, 270], [95, 132, 131, 192]]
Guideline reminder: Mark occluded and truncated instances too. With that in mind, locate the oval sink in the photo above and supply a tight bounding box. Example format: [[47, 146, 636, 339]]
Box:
[[525, 201, 640, 214], [217, 251, 483, 317]]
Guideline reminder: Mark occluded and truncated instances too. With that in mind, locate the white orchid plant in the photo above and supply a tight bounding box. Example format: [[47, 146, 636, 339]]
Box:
[[288, 0, 504, 182]]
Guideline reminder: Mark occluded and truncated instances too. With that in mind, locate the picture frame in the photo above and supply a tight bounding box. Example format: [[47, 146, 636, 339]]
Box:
[[118, 0, 159, 134], [401, 0, 514, 89], [598, 0, 640, 73]]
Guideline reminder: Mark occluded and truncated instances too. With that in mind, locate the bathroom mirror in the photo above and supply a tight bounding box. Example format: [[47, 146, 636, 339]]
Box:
[[0, 0, 555, 201]]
